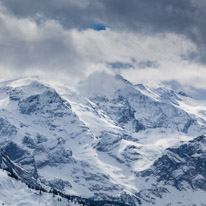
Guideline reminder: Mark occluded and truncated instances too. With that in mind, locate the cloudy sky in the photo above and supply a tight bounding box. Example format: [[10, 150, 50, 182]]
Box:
[[0, 0, 206, 91]]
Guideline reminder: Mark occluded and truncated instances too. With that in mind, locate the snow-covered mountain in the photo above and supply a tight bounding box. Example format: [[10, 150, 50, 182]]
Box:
[[0, 75, 206, 205]]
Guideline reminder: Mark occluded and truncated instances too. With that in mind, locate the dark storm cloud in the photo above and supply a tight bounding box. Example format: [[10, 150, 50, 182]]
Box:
[[1, 0, 206, 61], [101, 0, 205, 62], [1, 0, 196, 31], [0, 0, 103, 29]]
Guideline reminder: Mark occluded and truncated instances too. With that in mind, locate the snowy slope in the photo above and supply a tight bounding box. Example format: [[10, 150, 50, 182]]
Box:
[[0, 148, 82, 206], [136, 135, 206, 205], [0, 169, 73, 206], [0, 75, 206, 205]]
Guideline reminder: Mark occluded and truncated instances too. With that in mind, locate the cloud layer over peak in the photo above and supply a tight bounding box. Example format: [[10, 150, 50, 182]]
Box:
[[0, 0, 206, 90]]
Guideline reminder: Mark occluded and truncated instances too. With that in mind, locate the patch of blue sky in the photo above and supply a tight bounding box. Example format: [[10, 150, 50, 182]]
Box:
[[91, 24, 108, 31]]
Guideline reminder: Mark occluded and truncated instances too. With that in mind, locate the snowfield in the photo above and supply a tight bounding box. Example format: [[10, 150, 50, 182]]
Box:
[[0, 169, 82, 206]]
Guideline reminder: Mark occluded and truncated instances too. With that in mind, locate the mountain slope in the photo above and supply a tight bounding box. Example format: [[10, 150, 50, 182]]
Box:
[[0, 148, 82, 206]]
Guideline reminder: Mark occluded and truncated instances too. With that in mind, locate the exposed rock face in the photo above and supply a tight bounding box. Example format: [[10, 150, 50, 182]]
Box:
[[0, 117, 17, 137], [0, 148, 43, 190]]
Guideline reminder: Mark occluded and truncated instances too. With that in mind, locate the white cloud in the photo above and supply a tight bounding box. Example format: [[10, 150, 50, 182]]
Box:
[[78, 71, 124, 97], [122, 62, 206, 89], [0, 5, 83, 80]]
